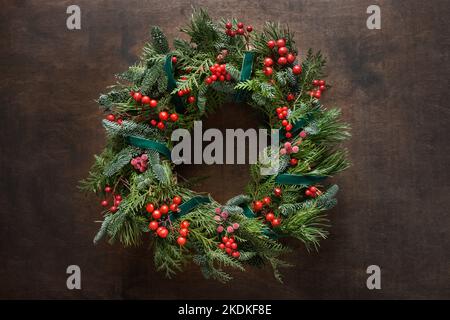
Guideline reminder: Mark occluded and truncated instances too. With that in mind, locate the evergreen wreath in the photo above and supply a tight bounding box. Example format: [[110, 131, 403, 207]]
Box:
[[81, 9, 350, 283]]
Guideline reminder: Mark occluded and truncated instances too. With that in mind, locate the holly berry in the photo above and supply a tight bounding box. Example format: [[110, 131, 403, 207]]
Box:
[[267, 40, 276, 49], [232, 251, 240, 258], [141, 96, 150, 105], [276, 39, 286, 47], [264, 57, 274, 67], [319, 85, 326, 91], [253, 201, 263, 211], [157, 227, 168, 238], [173, 196, 182, 205], [149, 221, 159, 231], [274, 187, 282, 197], [278, 46, 288, 56], [281, 119, 288, 127], [246, 25, 253, 32], [219, 243, 225, 249], [266, 212, 275, 222], [159, 111, 169, 121], [160, 205, 169, 215], [152, 210, 161, 220], [157, 122, 165, 130], [287, 53, 296, 64], [264, 67, 273, 76], [150, 119, 157, 126], [170, 113, 179, 122], [277, 57, 287, 65], [110, 206, 118, 213], [222, 236, 229, 243], [312, 80, 319, 86], [292, 65, 302, 75], [314, 90, 321, 99], [263, 197, 271, 205], [101, 200, 108, 207], [225, 22, 232, 29], [149, 99, 158, 108], [285, 124, 293, 131], [287, 93, 295, 101], [305, 189, 312, 197], [179, 228, 189, 237], [187, 96, 196, 104], [169, 203, 178, 212], [290, 158, 298, 166], [104, 186, 112, 193], [237, 28, 245, 35], [145, 203, 155, 213], [181, 220, 190, 228], [133, 92, 142, 102], [106, 114, 115, 122], [285, 132, 292, 138], [171, 56, 177, 64], [237, 22, 244, 29], [177, 236, 186, 246], [319, 80, 325, 86], [271, 218, 281, 227]]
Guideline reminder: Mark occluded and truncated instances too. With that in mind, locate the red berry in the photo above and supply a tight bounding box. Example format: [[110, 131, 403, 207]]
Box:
[[237, 28, 245, 35], [157, 122, 165, 130], [263, 197, 271, 205], [170, 113, 179, 122], [319, 80, 325, 86], [229, 30, 236, 37], [278, 57, 287, 65], [290, 158, 298, 166], [278, 46, 288, 56], [150, 119, 157, 126], [314, 90, 321, 99], [319, 85, 326, 91], [115, 195, 122, 201], [264, 57, 273, 67], [141, 96, 150, 105], [152, 210, 161, 219], [246, 26, 253, 32], [254, 201, 263, 211], [181, 220, 190, 228], [160, 205, 169, 215], [266, 212, 275, 221], [219, 243, 225, 249], [267, 40, 276, 49], [106, 114, 115, 121], [171, 56, 177, 64], [231, 242, 238, 250], [177, 236, 186, 246], [179, 228, 189, 237], [104, 186, 112, 193], [312, 80, 319, 86], [264, 67, 273, 76], [149, 221, 159, 231], [157, 227, 168, 238], [110, 206, 118, 213], [225, 22, 232, 29], [287, 53, 296, 64], [285, 124, 293, 131], [133, 92, 142, 102], [276, 107, 283, 114], [225, 247, 232, 254], [169, 203, 178, 212], [173, 196, 182, 205], [287, 93, 295, 101], [177, 90, 184, 97], [271, 218, 281, 227], [285, 132, 292, 139], [281, 120, 288, 127], [274, 187, 282, 197], [305, 189, 312, 197], [276, 39, 286, 47], [187, 96, 196, 104], [117, 118, 123, 125], [101, 200, 108, 207], [149, 99, 158, 108], [237, 22, 244, 29], [222, 236, 229, 243], [292, 65, 302, 75], [211, 75, 217, 81], [232, 251, 240, 258]]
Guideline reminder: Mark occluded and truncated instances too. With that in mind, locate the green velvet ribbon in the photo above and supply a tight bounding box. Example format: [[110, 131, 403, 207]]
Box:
[[275, 173, 327, 186], [235, 51, 255, 102], [164, 54, 185, 114], [125, 136, 172, 160], [169, 195, 211, 220]]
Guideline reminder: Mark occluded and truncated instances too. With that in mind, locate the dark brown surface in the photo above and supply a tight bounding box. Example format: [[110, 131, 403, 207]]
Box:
[[1, 0, 449, 299]]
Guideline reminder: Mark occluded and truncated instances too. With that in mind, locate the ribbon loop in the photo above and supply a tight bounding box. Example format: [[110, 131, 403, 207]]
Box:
[[275, 173, 326, 186], [164, 54, 186, 113]]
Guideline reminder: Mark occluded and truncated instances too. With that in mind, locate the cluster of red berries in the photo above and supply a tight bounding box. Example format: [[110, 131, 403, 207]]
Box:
[[100, 186, 122, 213], [253, 196, 272, 212], [263, 39, 302, 76], [150, 111, 179, 130], [147, 196, 183, 238], [218, 236, 240, 258], [105, 114, 123, 125], [308, 79, 326, 99], [305, 186, 322, 198], [224, 21, 253, 37], [280, 142, 299, 166], [205, 63, 232, 84], [130, 91, 158, 108], [253, 196, 282, 227], [264, 211, 281, 227], [276, 106, 295, 139], [176, 220, 190, 246], [176, 86, 196, 104], [130, 154, 148, 172]]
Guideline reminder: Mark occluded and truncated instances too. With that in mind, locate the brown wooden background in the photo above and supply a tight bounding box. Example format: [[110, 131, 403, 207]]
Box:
[[1, 0, 449, 299]]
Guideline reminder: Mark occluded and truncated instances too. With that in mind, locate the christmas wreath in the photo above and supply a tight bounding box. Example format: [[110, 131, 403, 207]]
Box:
[[81, 9, 350, 282]]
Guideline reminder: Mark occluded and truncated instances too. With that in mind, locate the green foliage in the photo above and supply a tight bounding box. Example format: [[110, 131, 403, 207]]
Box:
[[150, 26, 170, 54]]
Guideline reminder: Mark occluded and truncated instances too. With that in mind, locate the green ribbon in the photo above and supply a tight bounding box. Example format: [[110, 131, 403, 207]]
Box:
[[169, 196, 211, 220], [164, 54, 185, 114], [275, 173, 327, 186], [235, 51, 255, 102], [240, 203, 256, 218], [125, 136, 172, 160]]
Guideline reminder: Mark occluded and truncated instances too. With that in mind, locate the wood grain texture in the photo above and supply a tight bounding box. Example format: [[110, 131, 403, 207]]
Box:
[[0, 0, 449, 299]]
